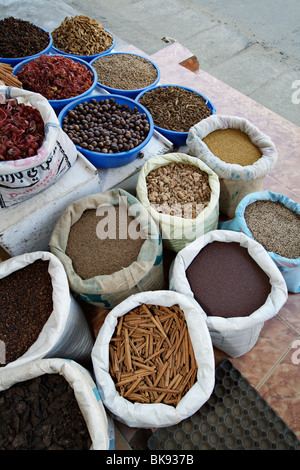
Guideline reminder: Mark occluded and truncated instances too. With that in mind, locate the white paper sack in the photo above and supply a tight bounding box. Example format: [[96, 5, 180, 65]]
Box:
[[92, 290, 215, 429], [0, 87, 77, 207], [0, 358, 109, 450], [169, 230, 288, 357]]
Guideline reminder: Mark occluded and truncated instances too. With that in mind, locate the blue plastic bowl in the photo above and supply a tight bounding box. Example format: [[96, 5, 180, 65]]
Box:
[[13, 55, 98, 113], [90, 52, 160, 99], [51, 29, 115, 63], [58, 94, 154, 168], [0, 26, 53, 67], [136, 84, 216, 147]]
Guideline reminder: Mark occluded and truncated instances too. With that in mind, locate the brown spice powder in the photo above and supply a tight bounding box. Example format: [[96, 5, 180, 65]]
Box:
[[203, 128, 262, 166], [244, 200, 300, 259], [66, 206, 146, 279], [0, 260, 53, 366]]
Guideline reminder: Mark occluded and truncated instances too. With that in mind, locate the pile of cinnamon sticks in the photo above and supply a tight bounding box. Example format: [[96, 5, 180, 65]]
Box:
[[0, 62, 22, 88], [109, 303, 198, 406]]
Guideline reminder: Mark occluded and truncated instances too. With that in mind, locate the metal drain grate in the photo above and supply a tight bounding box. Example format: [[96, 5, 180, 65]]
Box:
[[148, 359, 300, 450]]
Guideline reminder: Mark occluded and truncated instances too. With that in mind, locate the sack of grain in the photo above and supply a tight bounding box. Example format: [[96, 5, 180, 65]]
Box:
[[49, 188, 164, 309], [91, 290, 215, 428], [0, 86, 77, 208], [136, 152, 220, 252], [220, 190, 300, 293], [0, 251, 94, 369], [0, 358, 110, 450], [169, 230, 288, 357], [187, 115, 277, 217]]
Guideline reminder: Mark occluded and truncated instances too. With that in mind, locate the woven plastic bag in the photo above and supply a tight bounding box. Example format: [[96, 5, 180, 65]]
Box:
[[187, 115, 278, 217], [0, 86, 77, 208], [91, 290, 215, 428], [136, 152, 220, 252], [0, 358, 109, 450], [0, 251, 94, 369], [49, 188, 164, 309], [169, 230, 288, 358], [220, 190, 300, 293]]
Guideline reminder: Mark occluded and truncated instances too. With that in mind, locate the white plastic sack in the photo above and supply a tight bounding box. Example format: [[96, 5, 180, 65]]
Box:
[[169, 230, 288, 358], [0, 87, 77, 208], [187, 115, 278, 217], [0, 251, 94, 369], [220, 190, 300, 293], [136, 152, 220, 252], [0, 358, 109, 450], [91, 290, 215, 429]]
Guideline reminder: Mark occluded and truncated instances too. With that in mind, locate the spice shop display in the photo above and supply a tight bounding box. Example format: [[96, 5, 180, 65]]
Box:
[[187, 115, 278, 217], [0, 63, 22, 88], [92, 290, 215, 428], [169, 230, 288, 357], [220, 191, 300, 293], [51, 15, 114, 62], [49, 189, 164, 309], [136, 84, 215, 146], [0, 251, 94, 369], [0, 87, 77, 208], [91, 52, 160, 98], [58, 94, 154, 168], [0, 358, 110, 450], [136, 153, 220, 252], [0, 17, 53, 66], [14, 54, 97, 113]]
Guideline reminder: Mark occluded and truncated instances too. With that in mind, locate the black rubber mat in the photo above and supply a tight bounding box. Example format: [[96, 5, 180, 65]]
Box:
[[148, 359, 300, 450]]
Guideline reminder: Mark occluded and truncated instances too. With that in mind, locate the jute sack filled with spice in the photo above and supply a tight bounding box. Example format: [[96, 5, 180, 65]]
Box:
[[0, 358, 110, 450], [169, 230, 288, 358], [187, 115, 278, 218], [0, 86, 77, 208], [49, 188, 164, 309], [0, 251, 94, 369], [220, 191, 300, 293], [136, 153, 220, 252], [91, 290, 215, 428]]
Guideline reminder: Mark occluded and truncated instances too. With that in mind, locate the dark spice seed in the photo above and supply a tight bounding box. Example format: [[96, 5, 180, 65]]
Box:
[[138, 86, 212, 132], [0, 260, 53, 366], [0, 17, 50, 58], [0, 373, 92, 450], [186, 241, 271, 318]]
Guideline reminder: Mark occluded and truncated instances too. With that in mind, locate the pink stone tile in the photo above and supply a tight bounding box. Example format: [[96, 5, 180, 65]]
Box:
[[277, 293, 300, 334], [262, 175, 300, 203], [258, 347, 300, 440], [230, 316, 298, 389], [268, 149, 300, 200]]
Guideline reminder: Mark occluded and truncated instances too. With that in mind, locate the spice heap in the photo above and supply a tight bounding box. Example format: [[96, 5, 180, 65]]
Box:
[[52, 15, 113, 56], [138, 86, 212, 132], [203, 128, 262, 166], [0, 374, 92, 450], [244, 200, 300, 259], [0, 260, 53, 365], [66, 206, 146, 279], [93, 54, 158, 90], [16, 54, 93, 100], [109, 303, 198, 406], [0, 63, 22, 88], [186, 241, 271, 318], [0, 17, 50, 59], [146, 162, 211, 218], [0, 98, 44, 161], [62, 97, 150, 153]]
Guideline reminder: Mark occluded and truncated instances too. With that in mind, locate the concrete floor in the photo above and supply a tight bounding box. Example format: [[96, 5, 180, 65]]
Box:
[[1, 0, 299, 126]]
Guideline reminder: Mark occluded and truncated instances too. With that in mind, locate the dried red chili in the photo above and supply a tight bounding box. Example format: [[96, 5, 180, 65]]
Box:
[[0, 98, 44, 161], [16, 54, 93, 100]]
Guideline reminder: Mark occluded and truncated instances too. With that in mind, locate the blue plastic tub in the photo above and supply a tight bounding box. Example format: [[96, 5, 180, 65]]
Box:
[[0, 26, 53, 67], [136, 84, 216, 147], [90, 52, 160, 99], [51, 29, 115, 63], [13, 55, 98, 113], [58, 94, 154, 168]]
